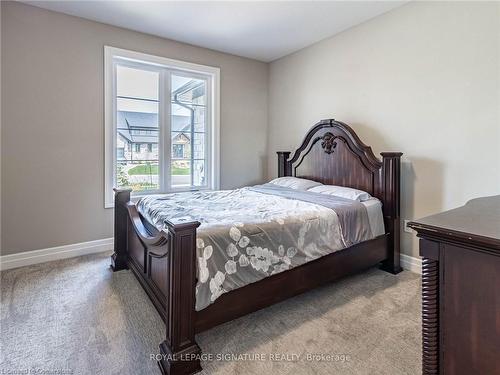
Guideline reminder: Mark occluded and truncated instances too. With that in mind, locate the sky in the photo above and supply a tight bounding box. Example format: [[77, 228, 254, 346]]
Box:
[[116, 65, 202, 116]]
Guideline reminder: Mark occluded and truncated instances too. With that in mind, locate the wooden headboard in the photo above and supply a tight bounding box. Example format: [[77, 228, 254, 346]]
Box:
[[277, 119, 402, 270]]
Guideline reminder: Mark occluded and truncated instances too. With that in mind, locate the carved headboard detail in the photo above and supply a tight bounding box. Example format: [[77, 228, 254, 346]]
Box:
[[277, 119, 402, 261], [320, 132, 338, 154]]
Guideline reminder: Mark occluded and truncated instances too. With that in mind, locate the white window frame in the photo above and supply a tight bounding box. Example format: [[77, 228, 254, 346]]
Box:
[[104, 46, 220, 208]]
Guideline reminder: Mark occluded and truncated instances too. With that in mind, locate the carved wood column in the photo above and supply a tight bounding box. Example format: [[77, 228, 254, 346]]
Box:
[[158, 219, 202, 375], [422, 257, 439, 375], [276, 151, 291, 177], [111, 188, 131, 271], [380, 152, 403, 274], [415, 238, 441, 375]]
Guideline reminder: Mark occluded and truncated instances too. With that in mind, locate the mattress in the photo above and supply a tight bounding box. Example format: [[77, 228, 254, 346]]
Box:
[[137, 184, 384, 311]]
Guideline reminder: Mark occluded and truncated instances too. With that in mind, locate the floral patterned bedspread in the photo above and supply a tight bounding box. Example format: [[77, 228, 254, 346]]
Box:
[[137, 185, 374, 311]]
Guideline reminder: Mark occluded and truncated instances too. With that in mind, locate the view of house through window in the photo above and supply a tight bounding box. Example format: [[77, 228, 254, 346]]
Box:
[[114, 60, 210, 193], [116, 65, 160, 192], [171, 74, 207, 187]]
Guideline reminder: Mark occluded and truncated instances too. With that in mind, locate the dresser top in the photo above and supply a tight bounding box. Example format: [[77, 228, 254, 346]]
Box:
[[408, 195, 500, 249]]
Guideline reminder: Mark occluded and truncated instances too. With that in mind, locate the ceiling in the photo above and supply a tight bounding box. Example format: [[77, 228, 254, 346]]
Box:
[[24, 1, 407, 62]]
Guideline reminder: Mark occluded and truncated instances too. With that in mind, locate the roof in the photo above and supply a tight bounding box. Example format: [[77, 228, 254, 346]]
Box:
[[117, 111, 191, 143], [172, 80, 205, 103], [117, 78, 204, 143]]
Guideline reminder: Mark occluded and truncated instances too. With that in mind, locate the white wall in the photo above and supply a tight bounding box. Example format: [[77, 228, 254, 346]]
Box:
[[268, 1, 500, 257], [1, 2, 268, 254]]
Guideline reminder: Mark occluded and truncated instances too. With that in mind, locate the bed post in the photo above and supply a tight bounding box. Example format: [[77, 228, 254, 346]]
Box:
[[277, 151, 291, 177], [111, 188, 131, 272], [158, 219, 202, 375], [379, 152, 403, 274]]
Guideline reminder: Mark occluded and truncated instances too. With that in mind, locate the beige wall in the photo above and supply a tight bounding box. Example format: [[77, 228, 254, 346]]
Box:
[[3, 2, 500, 258], [0, 2, 2, 253], [268, 1, 500, 257], [1, 2, 268, 254]]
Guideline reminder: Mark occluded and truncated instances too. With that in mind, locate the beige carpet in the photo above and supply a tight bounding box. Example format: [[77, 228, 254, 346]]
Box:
[[0, 252, 421, 375]]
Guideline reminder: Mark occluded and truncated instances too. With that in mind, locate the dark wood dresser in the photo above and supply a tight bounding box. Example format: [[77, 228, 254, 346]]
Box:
[[409, 196, 500, 375]]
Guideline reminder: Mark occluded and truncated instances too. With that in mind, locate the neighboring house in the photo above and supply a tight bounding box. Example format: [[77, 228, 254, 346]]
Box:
[[116, 112, 193, 165], [117, 79, 205, 172]]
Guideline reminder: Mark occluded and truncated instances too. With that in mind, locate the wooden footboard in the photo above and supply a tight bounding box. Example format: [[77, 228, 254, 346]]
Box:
[[112, 188, 202, 374]]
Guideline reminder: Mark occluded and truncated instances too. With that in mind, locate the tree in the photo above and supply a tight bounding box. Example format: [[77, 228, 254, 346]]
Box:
[[117, 164, 129, 187]]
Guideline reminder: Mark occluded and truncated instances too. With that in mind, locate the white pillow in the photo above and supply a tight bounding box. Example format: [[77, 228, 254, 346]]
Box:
[[308, 185, 372, 202], [269, 177, 322, 191]]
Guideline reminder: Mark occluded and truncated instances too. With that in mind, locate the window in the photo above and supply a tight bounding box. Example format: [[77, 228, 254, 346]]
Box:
[[172, 144, 184, 159], [105, 47, 220, 208]]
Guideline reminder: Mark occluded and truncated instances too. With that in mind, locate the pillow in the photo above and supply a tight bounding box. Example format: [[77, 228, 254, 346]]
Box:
[[269, 177, 322, 191], [308, 185, 372, 202]]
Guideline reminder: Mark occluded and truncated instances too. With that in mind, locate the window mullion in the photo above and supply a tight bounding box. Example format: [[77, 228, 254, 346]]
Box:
[[161, 70, 172, 192], [206, 77, 212, 189], [190, 97, 195, 188]]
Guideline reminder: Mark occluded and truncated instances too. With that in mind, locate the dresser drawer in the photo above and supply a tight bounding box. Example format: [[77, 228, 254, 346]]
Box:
[[441, 244, 500, 375]]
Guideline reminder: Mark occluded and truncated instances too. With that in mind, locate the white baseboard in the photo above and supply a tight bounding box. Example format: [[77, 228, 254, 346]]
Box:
[[0, 238, 114, 271], [400, 253, 422, 274]]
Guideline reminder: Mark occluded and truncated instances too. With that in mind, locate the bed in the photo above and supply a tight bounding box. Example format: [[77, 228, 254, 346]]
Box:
[[110, 119, 403, 375]]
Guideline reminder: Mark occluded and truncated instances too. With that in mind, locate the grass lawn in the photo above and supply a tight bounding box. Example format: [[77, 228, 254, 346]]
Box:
[[172, 166, 190, 175], [128, 164, 189, 175]]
